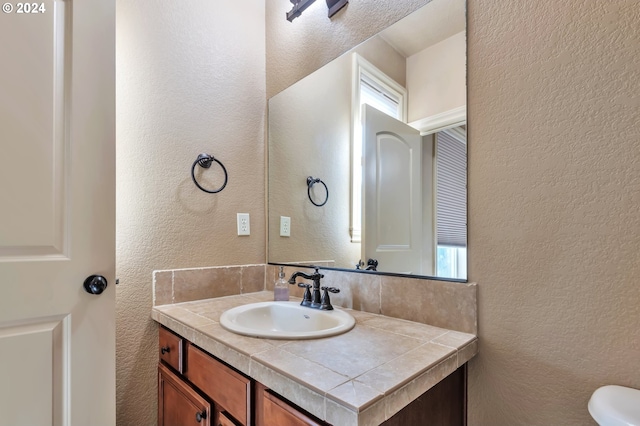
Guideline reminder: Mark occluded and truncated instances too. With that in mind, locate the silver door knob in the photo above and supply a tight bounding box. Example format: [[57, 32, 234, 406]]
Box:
[[83, 275, 108, 295]]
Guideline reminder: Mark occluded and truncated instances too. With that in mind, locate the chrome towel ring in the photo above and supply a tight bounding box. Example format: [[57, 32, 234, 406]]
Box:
[[307, 176, 328, 207], [191, 153, 228, 194]]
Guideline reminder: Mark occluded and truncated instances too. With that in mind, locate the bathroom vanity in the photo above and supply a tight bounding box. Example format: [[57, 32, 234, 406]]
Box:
[[152, 291, 477, 426]]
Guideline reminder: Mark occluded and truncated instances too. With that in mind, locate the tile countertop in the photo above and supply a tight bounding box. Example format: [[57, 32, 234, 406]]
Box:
[[151, 291, 478, 426]]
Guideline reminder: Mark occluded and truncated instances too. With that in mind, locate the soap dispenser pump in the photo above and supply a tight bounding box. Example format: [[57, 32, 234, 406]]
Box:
[[274, 266, 289, 301]]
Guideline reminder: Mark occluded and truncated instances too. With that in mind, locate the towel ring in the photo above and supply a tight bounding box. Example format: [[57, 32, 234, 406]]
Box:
[[307, 176, 328, 207], [191, 153, 228, 194]]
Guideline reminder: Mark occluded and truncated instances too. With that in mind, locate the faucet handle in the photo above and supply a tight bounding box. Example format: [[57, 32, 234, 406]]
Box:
[[319, 286, 340, 310], [297, 283, 312, 306]]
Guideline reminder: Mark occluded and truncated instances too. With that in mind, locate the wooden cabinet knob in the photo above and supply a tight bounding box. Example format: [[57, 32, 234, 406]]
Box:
[[195, 410, 207, 423]]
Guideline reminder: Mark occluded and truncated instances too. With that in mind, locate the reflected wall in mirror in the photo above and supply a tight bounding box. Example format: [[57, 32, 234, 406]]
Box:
[[268, 0, 467, 281]]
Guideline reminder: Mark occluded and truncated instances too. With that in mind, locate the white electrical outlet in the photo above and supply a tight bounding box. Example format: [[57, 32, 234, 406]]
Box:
[[280, 216, 291, 237], [237, 213, 250, 236]]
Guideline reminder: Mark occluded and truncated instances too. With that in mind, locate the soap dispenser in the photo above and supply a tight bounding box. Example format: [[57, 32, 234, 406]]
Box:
[[274, 266, 289, 301]]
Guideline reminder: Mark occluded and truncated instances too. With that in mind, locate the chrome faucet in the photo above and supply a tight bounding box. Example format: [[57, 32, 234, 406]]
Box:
[[288, 268, 340, 310]]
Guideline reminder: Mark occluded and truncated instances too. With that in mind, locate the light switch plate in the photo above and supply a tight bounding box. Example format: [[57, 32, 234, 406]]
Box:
[[280, 216, 291, 237], [237, 213, 250, 236]]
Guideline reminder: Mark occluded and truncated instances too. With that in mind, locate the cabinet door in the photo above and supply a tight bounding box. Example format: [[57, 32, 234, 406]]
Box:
[[262, 389, 325, 426], [185, 343, 251, 425], [159, 363, 211, 426]]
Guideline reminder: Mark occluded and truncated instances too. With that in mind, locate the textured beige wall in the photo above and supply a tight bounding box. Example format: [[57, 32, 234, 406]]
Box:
[[266, 0, 431, 98], [116, 2, 265, 425], [467, 1, 640, 424], [269, 52, 356, 267], [268, 37, 405, 269], [407, 31, 466, 121], [267, 1, 640, 425], [353, 35, 407, 87]]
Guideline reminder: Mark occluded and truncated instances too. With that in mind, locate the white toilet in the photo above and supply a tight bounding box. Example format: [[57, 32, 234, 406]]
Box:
[[589, 385, 640, 426]]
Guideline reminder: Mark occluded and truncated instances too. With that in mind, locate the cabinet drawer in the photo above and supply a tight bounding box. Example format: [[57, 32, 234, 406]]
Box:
[[185, 343, 251, 425], [262, 390, 324, 426], [159, 326, 183, 373]]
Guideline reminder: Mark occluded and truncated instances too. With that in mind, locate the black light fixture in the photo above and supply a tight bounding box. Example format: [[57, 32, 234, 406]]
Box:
[[326, 0, 348, 17], [286, 0, 348, 22]]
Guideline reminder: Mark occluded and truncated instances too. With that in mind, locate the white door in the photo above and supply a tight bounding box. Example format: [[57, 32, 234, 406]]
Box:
[[362, 105, 423, 274], [0, 0, 115, 425]]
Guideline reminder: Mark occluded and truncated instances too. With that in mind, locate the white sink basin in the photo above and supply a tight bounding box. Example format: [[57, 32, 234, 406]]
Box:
[[219, 301, 355, 339]]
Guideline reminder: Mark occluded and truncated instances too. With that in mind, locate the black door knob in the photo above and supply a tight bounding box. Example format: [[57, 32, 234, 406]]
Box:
[[83, 275, 108, 295]]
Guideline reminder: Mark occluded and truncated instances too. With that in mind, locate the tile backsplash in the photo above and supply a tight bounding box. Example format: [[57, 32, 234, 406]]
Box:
[[153, 264, 477, 334], [153, 264, 265, 306]]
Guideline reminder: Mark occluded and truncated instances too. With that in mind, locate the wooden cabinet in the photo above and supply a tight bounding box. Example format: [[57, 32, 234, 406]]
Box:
[[217, 411, 238, 426], [158, 326, 466, 426], [159, 326, 184, 373], [257, 384, 327, 426], [159, 362, 211, 426], [184, 343, 251, 425], [157, 327, 325, 426], [381, 365, 466, 426]]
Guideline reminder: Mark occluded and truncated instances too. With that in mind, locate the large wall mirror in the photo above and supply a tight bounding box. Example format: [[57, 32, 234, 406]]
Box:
[[268, 0, 467, 281]]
